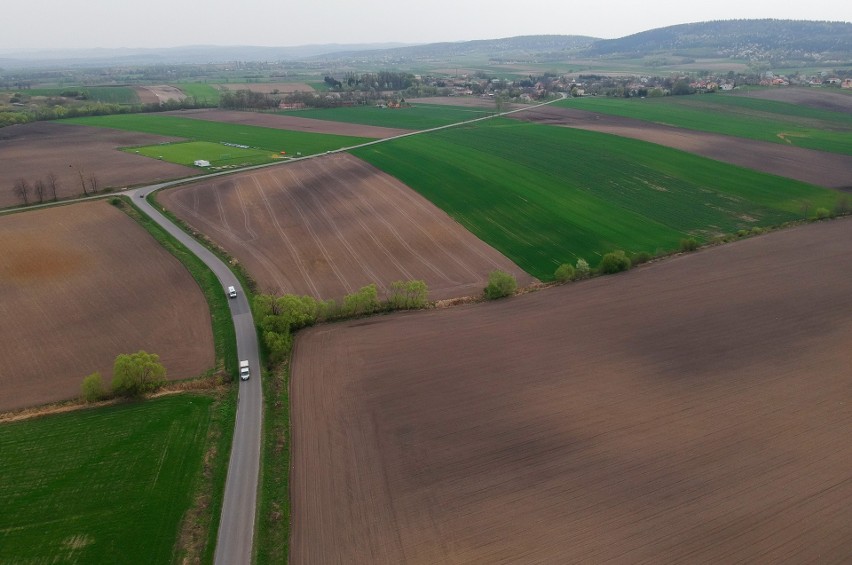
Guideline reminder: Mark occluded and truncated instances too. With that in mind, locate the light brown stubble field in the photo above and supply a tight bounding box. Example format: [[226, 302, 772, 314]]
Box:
[[291, 216, 852, 563], [0, 201, 215, 412], [159, 153, 534, 301]]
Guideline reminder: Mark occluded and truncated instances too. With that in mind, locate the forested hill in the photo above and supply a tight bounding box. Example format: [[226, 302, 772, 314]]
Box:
[[315, 35, 598, 62], [585, 20, 852, 62]]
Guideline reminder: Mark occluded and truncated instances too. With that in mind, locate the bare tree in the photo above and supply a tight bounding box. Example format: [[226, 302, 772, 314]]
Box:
[[46, 171, 59, 201], [88, 172, 99, 194], [33, 179, 45, 204], [73, 165, 88, 196], [13, 178, 30, 205]]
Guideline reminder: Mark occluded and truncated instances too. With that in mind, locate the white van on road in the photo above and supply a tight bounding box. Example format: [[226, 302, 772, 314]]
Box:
[[227, 286, 237, 298], [239, 360, 250, 381]]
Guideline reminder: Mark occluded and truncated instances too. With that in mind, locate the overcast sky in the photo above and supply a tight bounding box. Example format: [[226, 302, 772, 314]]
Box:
[[2, 0, 849, 50]]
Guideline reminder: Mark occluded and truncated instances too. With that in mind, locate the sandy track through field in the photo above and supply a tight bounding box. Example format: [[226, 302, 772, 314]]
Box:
[[158, 153, 533, 301], [0, 201, 214, 411], [291, 217, 852, 563], [511, 105, 852, 189]]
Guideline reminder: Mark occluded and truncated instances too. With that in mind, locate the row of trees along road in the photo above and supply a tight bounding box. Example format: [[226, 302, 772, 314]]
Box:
[[10, 168, 101, 206]]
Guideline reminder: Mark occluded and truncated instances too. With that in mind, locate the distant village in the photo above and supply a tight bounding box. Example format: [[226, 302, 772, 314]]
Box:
[[279, 69, 852, 110]]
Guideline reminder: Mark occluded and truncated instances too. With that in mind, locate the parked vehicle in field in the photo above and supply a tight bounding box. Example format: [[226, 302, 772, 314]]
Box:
[[239, 360, 250, 381]]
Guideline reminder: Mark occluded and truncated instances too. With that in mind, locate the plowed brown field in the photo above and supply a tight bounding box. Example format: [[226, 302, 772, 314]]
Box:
[[511, 105, 852, 189], [731, 87, 852, 113], [159, 153, 533, 301], [168, 108, 410, 138], [291, 217, 852, 563], [0, 201, 214, 412], [0, 122, 194, 209]]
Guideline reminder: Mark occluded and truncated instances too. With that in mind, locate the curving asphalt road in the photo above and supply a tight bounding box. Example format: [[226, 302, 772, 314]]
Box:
[[132, 188, 262, 565], [0, 95, 571, 563]]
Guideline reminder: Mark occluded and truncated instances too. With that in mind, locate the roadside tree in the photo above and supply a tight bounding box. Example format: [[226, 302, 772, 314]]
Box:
[[81, 372, 104, 403], [484, 270, 517, 299], [111, 351, 166, 397], [13, 178, 30, 205]]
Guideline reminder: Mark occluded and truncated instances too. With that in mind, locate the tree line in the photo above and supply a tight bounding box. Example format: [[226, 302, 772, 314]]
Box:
[[255, 280, 429, 364], [9, 166, 106, 207], [0, 96, 215, 129]]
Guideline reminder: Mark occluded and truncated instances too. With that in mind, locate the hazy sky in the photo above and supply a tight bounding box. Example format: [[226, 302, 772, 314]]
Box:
[[2, 0, 849, 50]]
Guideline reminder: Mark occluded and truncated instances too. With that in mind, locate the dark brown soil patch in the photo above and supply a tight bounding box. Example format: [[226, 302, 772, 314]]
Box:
[[0, 201, 215, 411], [291, 216, 852, 563]]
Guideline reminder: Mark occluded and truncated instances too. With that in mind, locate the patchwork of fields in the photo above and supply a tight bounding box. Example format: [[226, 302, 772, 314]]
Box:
[[353, 118, 837, 280], [170, 108, 411, 138], [512, 104, 852, 189], [158, 153, 534, 301], [0, 201, 215, 411], [3, 81, 852, 565], [279, 103, 493, 130], [290, 216, 852, 563], [555, 94, 852, 155], [65, 114, 374, 164]]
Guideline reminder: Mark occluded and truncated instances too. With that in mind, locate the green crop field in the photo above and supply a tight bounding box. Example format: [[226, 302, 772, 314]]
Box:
[[128, 140, 280, 168], [353, 119, 837, 280], [0, 395, 214, 564], [66, 114, 374, 156], [557, 94, 852, 155], [281, 103, 492, 130], [175, 82, 222, 104]]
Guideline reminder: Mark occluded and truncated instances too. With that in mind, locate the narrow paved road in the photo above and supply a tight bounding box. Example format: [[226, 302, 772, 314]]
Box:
[[0, 95, 569, 563], [132, 189, 262, 565]]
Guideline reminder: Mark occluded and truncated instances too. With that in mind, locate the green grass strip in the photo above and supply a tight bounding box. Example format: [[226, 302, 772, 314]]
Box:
[[175, 83, 222, 105], [255, 361, 291, 564], [127, 140, 278, 168]]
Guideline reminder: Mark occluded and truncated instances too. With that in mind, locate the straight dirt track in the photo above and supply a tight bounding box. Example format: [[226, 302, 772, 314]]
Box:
[[510, 105, 852, 189], [0, 122, 194, 209], [291, 217, 852, 563], [0, 201, 215, 411], [159, 153, 533, 301]]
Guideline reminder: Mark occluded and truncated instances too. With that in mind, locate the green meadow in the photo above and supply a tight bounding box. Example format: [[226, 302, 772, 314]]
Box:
[[0, 395, 214, 564], [175, 82, 222, 105], [281, 103, 493, 130], [558, 94, 852, 155], [128, 140, 279, 168], [353, 119, 837, 280], [66, 114, 374, 156]]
